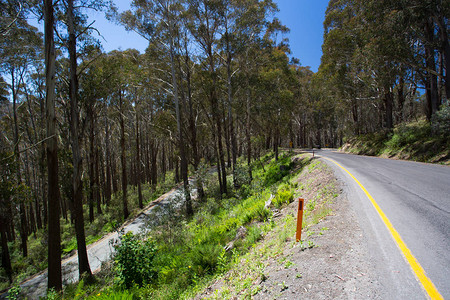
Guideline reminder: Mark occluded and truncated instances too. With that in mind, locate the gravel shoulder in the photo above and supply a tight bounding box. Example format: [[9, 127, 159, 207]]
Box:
[[195, 156, 384, 299]]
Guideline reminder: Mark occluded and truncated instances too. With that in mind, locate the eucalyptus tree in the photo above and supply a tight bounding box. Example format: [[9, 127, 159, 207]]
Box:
[[321, 0, 449, 137], [120, 0, 193, 215], [0, 10, 42, 258], [232, 0, 278, 178], [187, 0, 229, 195], [320, 0, 365, 134], [44, 0, 62, 291]]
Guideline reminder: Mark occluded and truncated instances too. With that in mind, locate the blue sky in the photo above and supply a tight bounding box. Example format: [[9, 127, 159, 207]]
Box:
[[275, 0, 328, 72]]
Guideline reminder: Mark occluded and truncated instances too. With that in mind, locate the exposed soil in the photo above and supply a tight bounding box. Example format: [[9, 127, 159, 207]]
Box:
[[195, 156, 383, 299]]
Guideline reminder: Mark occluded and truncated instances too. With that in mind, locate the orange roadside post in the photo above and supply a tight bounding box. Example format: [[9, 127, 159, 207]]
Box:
[[296, 198, 304, 242]]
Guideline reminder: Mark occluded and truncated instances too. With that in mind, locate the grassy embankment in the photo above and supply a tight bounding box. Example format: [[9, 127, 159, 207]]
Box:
[[193, 156, 339, 299], [32, 151, 338, 300], [32, 152, 340, 300], [342, 118, 450, 165]]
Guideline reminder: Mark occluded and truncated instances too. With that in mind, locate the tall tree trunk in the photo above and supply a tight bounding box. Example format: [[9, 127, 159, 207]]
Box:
[[44, 0, 62, 290], [351, 99, 359, 135], [104, 115, 112, 205], [11, 68, 28, 258], [111, 151, 118, 194], [99, 147, 106, 207], [207, 55, 227, 195], [225, 29, 238, 188], [151, 140, 158, 187], [119, 89, 129, 220], [397, 75, 405, 123], [169, 36, 192, 216], [384, 89, 394, 129], [274, 126, 279, 161], [136, 107, 143, 209], [0, 215, 12, 283], [67, 0, 92, 279], [246, 82, 252, 181], [88, 109, 95, 222], [40, 140, 48, 227], [425, 18, 439, 120], [95, 145, 102, 214]]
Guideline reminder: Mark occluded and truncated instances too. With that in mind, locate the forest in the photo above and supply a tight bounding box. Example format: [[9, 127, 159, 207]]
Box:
[[0, 0, 448, 298]]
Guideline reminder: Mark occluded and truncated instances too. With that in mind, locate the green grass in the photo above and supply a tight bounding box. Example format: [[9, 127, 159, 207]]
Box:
[[47, 152, 305, 300], [188, 157, 338, 299]]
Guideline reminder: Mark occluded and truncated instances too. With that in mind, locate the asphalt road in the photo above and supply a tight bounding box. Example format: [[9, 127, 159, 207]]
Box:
[[316, 149, 450, 299]]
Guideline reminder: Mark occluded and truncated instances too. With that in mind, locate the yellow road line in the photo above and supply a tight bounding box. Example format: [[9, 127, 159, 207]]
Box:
[[322, 156, 443, 300]]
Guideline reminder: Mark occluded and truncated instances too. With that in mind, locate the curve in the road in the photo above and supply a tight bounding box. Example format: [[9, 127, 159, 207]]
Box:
[[323, 156, 444, 300]]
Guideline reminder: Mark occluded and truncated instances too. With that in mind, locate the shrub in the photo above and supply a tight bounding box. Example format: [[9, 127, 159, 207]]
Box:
[[273, 188, 294, 208], [113, 232, 157, 288], [255, 204, 271, 222], [263, 156, 293, 186], [385, 121, 431, 150], [189, 243, 222, 275], [432, 102, 450, 135], [234, 164, 252, 188]]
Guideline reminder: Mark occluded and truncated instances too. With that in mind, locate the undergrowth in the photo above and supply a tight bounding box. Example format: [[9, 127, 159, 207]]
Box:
[[1, 175, 177, 291], [49, 152, 307, 300], [194, 156, 338, 299], [343, 118, 450, 164]]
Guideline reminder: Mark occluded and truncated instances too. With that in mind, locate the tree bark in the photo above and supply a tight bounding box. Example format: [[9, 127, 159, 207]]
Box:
[[184, 40, 204, 200], [169, 32, 192, 216], [246, 81, 253, 181], [424, 18, 439, 120], [384, 89, 394, 129], [225, 28, 238, 188], [135, 104, 143, 209], [44, 0, 62, 290], [119, 89, 129, 220], [104, 115, 112, 205], [397, 75, 405, 123], [67, 0, 92, 279], [11, 67, 28, 258], [0, 215, 12, 283]]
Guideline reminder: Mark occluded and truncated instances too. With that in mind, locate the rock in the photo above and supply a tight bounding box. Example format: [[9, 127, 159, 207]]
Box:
[[265, 194, 275, 209], [235, 226, 248, 240], [224, 226, 248, 252]]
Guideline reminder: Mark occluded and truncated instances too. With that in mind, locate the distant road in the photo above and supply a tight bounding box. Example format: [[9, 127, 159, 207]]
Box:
[[316, 149, 450, 299]]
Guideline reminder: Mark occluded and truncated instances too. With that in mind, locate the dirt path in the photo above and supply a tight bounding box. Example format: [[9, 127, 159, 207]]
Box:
[[17, 183, 192, 299]]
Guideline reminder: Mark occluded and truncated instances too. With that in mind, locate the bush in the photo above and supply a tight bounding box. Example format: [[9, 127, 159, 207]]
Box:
[[385, 121, 431, 150], [432, 102, 450, 135], [113, 232, 157, 288], [273, 188, 294, 208], [263, 156, 293, 186], [189, 243, 222, 275], [234, 164, 252, 188]]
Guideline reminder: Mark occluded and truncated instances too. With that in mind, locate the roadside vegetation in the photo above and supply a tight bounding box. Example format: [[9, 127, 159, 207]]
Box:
[[0, 178, 176, 292], [194, 156, 339, 299], [342, 107, 450, 165], [31, 151, 315, 300]]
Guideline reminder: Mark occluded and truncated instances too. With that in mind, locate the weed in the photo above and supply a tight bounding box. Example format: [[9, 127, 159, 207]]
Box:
[[284, 260, 294, 269], [113, 232, 157, 289], [6, 285, 21, 300]]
